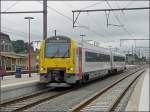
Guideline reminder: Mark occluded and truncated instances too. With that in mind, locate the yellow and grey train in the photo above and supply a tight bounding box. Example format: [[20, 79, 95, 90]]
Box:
[[39, 36, 126, 87]]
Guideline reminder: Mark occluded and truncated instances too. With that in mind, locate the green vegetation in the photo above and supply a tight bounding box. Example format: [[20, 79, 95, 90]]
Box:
[[12, 40, 34, 53]]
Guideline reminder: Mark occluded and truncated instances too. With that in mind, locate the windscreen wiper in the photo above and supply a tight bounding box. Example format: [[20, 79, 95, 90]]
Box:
[[62, 48, 69, 58], [51, 49, 59, 58]]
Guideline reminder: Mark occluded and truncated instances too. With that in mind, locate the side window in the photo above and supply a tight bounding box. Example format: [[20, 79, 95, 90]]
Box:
[[85, 51, 110, 62], [114, 56, 125, 62]]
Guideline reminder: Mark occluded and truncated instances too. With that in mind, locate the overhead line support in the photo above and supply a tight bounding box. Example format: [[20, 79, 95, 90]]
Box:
[[1, 0, 47, 40], [0, 11, 43, 14], [72, 7, 150, 13], [72, 7, 150, 28]]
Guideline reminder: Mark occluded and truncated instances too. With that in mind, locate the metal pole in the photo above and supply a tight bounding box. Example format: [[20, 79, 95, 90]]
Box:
[[28, 19, 31, 77], [73, 12, 74, 28], [1, 11, 43, 14], [109, 46, 113, 70], [43, 0, 47, 40], [24, 17, 34, 77], [80, 34, 85, 43], [132, 46, 133, 55], [54, 30, 56, 36]]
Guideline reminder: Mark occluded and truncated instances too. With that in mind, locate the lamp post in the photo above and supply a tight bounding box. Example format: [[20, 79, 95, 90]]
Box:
[[80, 34, 86, 47], [80, 34, 86, 43], [24, 17, 34, 77]]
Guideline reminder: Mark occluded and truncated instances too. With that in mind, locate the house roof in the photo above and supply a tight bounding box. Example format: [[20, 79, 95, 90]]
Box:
[[0, 32, 11, 42], [0, 52, 27, 59]]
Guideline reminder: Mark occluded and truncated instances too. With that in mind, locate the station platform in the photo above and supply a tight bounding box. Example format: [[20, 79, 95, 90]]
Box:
[[1, 73, 40, 88], [0, 73, 45, 103], [0, 64, 137, 88], [125, 67, 149, 111]]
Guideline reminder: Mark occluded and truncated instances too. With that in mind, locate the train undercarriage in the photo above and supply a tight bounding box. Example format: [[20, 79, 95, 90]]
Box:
[[40, 68, 125, 88]]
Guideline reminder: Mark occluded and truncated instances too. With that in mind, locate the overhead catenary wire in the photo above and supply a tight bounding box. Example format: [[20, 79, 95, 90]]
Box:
[[114, 1, 137, 37], [123, 0, 135, 9], [81, 1, 104, 10], [105, 0, 134, 37], [1, 1, 148, 43], [72, 4, 149, 39], [63, 1, 104, 10], [63, 1, 108, 39], [2, 26, 40, 38], [37, 1, 105, 38], [64, 2, 116, 40], [2, 1, 19, 12], [90, 13, 112, 36]]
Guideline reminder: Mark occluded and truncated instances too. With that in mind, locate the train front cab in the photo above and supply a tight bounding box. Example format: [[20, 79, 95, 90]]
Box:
[[39, 36, 80, 86]]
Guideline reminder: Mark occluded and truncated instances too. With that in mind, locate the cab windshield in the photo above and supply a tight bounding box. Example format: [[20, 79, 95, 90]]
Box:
[[45, 42, 70, 58]]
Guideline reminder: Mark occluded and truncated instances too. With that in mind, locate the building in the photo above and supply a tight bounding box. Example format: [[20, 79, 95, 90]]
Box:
[[0, 32, 38, 71], [126, 53, 147, 65], [0, 52, 27, 71], [126, 54, 136, 64], [0, 32, 13, 52]]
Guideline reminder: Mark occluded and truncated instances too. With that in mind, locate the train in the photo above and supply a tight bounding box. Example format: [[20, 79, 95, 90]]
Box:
[[39, 36, 126, 87]]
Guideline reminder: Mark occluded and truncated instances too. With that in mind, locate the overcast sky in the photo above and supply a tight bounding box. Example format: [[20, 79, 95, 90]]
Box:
[[1, 1, 149, 57]]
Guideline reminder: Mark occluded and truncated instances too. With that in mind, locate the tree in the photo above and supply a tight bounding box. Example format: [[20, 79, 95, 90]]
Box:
[[24, 42, 34, 53], [12, 40, 25, 53], [12, 40, 34, 53]]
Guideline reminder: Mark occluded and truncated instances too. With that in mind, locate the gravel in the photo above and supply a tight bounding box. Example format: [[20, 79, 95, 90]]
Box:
[[80, 70, 143, 112], [114, 77, 139, 111]]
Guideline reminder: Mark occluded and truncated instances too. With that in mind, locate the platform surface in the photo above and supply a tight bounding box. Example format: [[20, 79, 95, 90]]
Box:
[[138, 68, 149, 111], [126, 67, 149, 111], [0, 73, 40, 88]]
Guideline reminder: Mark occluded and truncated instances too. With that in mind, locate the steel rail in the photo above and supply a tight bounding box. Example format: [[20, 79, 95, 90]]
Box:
[[0, 87, 54, 105], [71, 67, 145, 112], [0, 66, 143, 112], [107, 70, 145, 112], [0, 88, 74, 112]]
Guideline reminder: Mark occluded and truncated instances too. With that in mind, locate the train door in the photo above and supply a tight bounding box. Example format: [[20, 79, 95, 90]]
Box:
[[78, 47, 83, 79]]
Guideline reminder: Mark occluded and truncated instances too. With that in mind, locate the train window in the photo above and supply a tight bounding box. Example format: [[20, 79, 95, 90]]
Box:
[[45, 42, 70, 58], [85, 51, 110, 62], [113, 56, 125, 62]]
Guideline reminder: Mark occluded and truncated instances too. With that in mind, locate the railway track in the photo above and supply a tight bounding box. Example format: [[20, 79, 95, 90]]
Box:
[[0, 88, 74, 112], [71, 68, 145, 112], [0, 66, 144, 112]]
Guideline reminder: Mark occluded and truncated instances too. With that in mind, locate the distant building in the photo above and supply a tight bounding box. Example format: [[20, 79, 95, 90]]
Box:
[[126, 54, 136, 64], [0, 32, 13, 52], [126, 53, 147, 65]]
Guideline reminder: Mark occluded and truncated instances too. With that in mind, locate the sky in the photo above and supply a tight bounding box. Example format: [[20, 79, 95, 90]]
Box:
[[1, 1, 149, 57]]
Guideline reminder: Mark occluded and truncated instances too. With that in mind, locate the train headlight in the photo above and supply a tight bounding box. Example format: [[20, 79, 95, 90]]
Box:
[[40, 67, 44, 71], [70, 68, 73, 71], [67, 67, 74, 71]]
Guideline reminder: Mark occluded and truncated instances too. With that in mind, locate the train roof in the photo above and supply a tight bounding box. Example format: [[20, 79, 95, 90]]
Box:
[[112, 51, 125, 57], [44, 35, 125, 57], [76, 41, 125, 57], [45, 36, 71, 43]]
